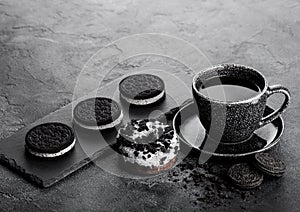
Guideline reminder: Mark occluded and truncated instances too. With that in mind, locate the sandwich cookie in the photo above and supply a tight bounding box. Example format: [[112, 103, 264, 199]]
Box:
[[116, 119, 179, 175], [253, 152, 286, 177], [227, 163, 263, 189], [73, 97, 123, 130], [25, 122, 76, 158], [119, 74, 165, 106]]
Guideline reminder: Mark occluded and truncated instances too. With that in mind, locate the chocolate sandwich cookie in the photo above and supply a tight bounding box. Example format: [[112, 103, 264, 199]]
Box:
[[116, 119, 179, 175], [119, 74, 165, 106], [73, 97, 123, 130], [227, 163, 263, 189], [25, 122, 75, 158], [254, 152, 286, 177]]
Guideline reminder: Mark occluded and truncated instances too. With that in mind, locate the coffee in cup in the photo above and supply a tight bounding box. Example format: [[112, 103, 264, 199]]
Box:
[[192, 64, 290, 143]]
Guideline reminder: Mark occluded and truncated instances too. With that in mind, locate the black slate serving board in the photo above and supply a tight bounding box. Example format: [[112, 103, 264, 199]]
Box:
[[0, 70, 192, 187]]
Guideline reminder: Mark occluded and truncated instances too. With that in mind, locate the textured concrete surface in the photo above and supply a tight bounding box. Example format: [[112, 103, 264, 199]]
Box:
[[0, 0, 299, 211]]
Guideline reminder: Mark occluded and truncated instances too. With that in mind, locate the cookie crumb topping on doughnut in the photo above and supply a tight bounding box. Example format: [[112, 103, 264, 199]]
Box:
[[116, 119, 179, 168]]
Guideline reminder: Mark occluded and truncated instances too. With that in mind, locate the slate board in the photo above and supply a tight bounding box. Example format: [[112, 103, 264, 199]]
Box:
[[0, 70, 192, 187]]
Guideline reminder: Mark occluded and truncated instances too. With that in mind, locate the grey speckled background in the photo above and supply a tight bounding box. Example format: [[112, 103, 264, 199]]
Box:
[[0, 0, 299, 211]]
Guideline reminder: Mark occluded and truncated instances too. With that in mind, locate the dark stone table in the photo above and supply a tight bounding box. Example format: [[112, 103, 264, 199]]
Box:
[[0, 0, 299, 211]]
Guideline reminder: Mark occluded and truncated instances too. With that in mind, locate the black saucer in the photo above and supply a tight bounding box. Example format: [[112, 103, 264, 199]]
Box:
[[173, 101, 284, 158]]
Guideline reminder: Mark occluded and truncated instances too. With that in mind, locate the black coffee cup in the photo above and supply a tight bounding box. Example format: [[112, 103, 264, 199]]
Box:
[[192, 64, 290, 143]]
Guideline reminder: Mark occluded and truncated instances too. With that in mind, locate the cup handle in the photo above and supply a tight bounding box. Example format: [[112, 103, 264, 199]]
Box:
[[259, 85, 291, 127]]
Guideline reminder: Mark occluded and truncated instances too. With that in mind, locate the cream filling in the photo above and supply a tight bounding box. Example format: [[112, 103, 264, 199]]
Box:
[[27, 139, 76, 158], [122, 134, 179, 168], [120, 90, 165, 105], [74, 112, 123, 130]]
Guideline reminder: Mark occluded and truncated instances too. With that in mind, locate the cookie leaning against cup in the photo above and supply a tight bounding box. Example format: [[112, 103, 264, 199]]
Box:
[[73, 97, 123, 130], [253, 152, 286, 177], [25, 122, 76, 158], [116, 119, 179, 175], [119, 74, 165, 106]]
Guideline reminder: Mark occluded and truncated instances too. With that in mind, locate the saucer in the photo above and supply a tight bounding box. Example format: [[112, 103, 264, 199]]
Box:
[[173, 101, 284, 158]]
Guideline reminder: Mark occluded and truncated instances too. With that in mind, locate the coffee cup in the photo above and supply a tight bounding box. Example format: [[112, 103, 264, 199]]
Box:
[[192, 64, 290, 143]]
